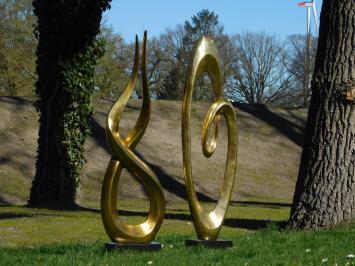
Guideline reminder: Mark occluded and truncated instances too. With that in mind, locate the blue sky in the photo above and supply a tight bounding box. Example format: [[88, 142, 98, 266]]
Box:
[[105, 0, 322, 43]]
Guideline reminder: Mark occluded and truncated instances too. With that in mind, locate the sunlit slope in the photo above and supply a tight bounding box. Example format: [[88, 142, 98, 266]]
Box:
[[0, 97, 306, 206]]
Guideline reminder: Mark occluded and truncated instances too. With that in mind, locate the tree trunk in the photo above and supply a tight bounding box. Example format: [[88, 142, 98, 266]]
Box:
[[289, 0, 354, 229], [29, 0, 111, 206]]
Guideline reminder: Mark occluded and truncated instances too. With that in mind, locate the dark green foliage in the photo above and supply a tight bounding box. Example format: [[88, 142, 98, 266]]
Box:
[[184, 9, 224, 49], [29, 0, 111, 205], [61, 41, 105, 186], [159, 67, 182, 100], [183, 9, 225, 101]]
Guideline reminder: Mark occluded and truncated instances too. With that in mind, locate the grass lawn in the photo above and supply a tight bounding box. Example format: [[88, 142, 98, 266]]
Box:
[[0, 201, 354, 265]]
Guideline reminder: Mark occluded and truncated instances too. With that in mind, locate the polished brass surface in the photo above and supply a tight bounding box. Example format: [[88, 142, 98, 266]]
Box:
[[101, 32, 165, 244], [182, 36, 238, 240]]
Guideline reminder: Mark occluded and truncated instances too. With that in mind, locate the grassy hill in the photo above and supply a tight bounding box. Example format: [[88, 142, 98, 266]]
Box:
[[1, 96, 354, 265], [0, 96, 307, 207]]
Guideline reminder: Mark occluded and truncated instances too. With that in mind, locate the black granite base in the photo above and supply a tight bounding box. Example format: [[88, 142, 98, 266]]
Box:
[[186, 239, 233, 248], [105, 242, 162, 251]]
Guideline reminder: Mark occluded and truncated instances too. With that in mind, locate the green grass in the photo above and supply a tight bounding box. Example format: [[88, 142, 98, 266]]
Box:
[[0, 202, 354, 265], [0, 225, 353, 265], [0, 201, 288, 247]]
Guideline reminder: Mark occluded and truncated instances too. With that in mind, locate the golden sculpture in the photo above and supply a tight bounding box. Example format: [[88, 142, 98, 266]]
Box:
[[182, 36, 238, 241], [101, 32, 165, 244]]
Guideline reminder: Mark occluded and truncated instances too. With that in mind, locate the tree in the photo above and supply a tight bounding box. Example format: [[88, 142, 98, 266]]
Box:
[[184, 9, 233, 101], [155, 25, 186, 100], [94, 24, 129, 98], [285, 34, 317, 107], [29, 0, 111, 206], [288, 0, 354, 229], [0, 0, 37, 96], [183, 9, 224, 52], [226, 31, 292, 104], [129, 10, 233, 101]]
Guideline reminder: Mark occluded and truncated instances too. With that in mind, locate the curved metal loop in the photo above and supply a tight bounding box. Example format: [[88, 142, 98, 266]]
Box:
[[101, 32, 165, 244], [182, 36, 238, 240]]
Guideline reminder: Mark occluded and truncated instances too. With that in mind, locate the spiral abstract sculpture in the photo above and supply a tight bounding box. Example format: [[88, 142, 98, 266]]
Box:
[[101, 32, 165, 245], [182, 36, 238, 242]]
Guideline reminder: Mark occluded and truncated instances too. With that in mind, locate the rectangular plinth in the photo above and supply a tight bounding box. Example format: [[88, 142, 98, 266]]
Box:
[[186, 239, 233, 249], [105, 242, 162, 251]]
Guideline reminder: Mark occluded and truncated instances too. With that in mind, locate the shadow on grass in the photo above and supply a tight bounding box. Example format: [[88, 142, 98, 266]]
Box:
[[224, 218, 286, 230], [0, 202, 287, 230], [98, 207, 286, 230], [0, 213, 32, 220], [230, 201, 291, 208], [234, 103, 305, 147], [25, 203, 285, 230]]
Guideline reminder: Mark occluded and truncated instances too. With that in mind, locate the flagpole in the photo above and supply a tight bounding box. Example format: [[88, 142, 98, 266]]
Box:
[[298, 0, 316, 107], [306, 4, 312, 107]]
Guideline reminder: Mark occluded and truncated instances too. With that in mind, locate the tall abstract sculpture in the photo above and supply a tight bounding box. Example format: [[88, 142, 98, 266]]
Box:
[[101, 32, 165, 250], [182, 36, 238, 247]]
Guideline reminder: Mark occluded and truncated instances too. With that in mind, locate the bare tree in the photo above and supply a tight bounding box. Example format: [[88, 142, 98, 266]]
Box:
[[146, 9, 234, 101], [226, 31, 292, 104], [141, 25, 186, 100], [145, 37, 165, 96], [284, 34, 317, 107]]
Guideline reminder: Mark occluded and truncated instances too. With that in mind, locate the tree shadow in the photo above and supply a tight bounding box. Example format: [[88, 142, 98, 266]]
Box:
[[21, 204, 285, 231], [89, 116, 108, 152], [119, 209, 287, 230], [0, 194, 10, 206], [89, 115, 216, 202], [148, 163, 215, 202], [113, 209, 286, 230], [224, 218, 286, 230], [285, 109, 307, 126], [106, 208, 286, 230], [0, 96, 39, 203], [126, 103, 141, 111], [230, 201, 291, 208], [0, 96, 27, 106], [234, 103, 305, 147], [89, 102, 157, 152], [0, 157, 10, 165], [0, 213, 33, 220], [89, 113, 296, 206]]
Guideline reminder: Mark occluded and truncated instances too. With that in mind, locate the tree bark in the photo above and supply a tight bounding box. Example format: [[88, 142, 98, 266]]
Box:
[[29, 0, 111, 206], [289, 0, 355, 229]]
